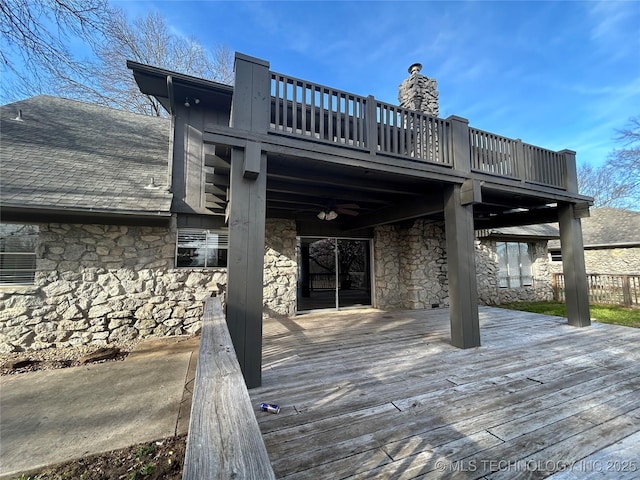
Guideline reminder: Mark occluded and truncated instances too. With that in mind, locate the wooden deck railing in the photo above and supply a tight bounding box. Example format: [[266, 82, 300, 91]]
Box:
[[183, 297, 275, 480], [553, 273, 640, 306], [469, 128, 518, 179], [270, 72, 368, 149], [375, 101, 452, 165], [522, 143, 566, 188], [269, 70, 571, 190]]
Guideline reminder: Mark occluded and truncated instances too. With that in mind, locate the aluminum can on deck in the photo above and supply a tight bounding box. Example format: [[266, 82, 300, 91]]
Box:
[[260, 402, 280, 414]]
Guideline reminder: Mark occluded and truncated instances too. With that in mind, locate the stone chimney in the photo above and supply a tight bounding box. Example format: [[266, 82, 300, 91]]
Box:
[[398, 63, 439, 117]]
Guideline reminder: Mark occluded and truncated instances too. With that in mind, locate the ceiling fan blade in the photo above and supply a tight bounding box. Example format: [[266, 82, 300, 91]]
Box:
[[336, 207, 359, 216], [335, 203, 360, 209]]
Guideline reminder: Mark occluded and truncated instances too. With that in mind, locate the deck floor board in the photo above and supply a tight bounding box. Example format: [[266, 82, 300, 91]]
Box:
[[249, 307, 640, 479]]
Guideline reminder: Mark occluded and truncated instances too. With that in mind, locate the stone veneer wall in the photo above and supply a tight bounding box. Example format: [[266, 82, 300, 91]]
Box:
[[0, 220, 225, 353], [475, 239, 554, 305], [1, 217, 298, 353], [549, 247, 640, 275], [373, 225, 403, 309], [374, 220, 448, 310], [263, 219, 297, 317], [375, 222, 554, 310]]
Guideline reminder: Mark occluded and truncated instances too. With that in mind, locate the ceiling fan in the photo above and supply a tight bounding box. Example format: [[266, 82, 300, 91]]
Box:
[[317, 203, 360, 221]]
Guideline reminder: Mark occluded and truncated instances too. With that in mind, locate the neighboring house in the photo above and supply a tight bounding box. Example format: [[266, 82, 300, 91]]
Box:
[[1, 53, 593, 387], [548, 207, 640, 274]]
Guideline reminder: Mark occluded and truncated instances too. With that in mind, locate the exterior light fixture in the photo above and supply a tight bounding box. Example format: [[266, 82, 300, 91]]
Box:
[[184, 98, 190, 107], [317, 210, 338, 221]]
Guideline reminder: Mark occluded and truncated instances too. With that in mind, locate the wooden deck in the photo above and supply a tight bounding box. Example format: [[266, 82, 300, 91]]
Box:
[[249, 307, 640, 479]]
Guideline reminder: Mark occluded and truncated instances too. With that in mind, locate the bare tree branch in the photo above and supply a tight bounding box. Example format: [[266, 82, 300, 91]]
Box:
[[1, 2, 233, 116], [578, 116, 640, 210]]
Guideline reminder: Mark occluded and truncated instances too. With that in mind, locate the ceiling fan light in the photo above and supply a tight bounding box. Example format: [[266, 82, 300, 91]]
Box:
[[326, 210, 338, 221], [317, 211, 326, 220]]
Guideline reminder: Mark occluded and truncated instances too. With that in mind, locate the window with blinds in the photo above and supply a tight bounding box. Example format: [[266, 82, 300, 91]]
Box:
[[176, 229, 228, 268], [0, 224, 38, 285], [497, 241, 533, 288]]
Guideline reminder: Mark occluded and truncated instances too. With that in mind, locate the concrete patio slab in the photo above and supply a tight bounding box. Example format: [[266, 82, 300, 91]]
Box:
[[0, 337, 198, 479]]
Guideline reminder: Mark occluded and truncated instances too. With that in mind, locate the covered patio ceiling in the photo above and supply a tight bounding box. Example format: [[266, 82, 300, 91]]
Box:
[[207, 146, 565, 232]]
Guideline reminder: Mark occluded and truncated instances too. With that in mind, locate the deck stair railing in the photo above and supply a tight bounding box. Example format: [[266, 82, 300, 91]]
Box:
[[269, 71, 570, 190]]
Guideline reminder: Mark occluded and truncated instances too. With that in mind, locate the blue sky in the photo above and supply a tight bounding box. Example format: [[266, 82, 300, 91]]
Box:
[[111, 1, 639, 167]]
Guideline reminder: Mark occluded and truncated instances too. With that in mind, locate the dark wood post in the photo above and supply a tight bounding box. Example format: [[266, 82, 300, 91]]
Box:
[[561, 149, 579, 193], [227, 53, 270, 388], [447, 115, 471, 173], [558, 202, 591, 327], [444, 184, 481, 348], [445, 115, 480, 348]]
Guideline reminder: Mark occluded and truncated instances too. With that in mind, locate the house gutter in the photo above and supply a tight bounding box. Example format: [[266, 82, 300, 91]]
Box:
[[0, 204, 173, 226]]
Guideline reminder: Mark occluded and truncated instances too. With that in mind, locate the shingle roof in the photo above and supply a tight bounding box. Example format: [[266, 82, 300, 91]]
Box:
[[0, 96, 172, 216], [547, 207, 640, 249]]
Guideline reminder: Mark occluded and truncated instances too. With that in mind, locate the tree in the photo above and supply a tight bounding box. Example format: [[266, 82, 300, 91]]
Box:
[[578, 116, 640, 210], [0, 0, 112, 100], [308, 239, 366, 289], [87, 11, 233, 116], [1, 1, 233, 116]]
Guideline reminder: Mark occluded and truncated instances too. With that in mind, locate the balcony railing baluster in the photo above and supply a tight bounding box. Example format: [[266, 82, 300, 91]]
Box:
[[269, 71, 570, 190]]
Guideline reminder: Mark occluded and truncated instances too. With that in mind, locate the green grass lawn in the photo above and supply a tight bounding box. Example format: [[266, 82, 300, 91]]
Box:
[[498, 301, 640, 329]]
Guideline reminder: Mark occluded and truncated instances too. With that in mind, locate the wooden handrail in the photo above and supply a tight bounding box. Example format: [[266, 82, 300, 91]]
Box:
[[183, 297, 275, 480], [268, 69, 573, 190]]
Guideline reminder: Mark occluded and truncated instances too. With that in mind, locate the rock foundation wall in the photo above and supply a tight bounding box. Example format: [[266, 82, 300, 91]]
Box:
[[374, 220, 448, 310], [0, 221, 225, 353], [1, 218, 296, 352], [374, 222, 554, 310], [264, 219, 297, 317], [475, 239, 554, 305]]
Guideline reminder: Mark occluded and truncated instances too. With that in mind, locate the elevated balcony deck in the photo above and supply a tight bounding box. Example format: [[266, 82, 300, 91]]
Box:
[[267, 70, 574, 194], [128, 57, 591, 225]]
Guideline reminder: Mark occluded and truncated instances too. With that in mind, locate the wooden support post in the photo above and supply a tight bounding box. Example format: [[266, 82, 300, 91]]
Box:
[[227, 149, 267, 388], [444, 184, 481, 348], [558, 202, 591, 327], [561, 149, 579, 193], [447, 115, 471, 173], [226, 53, 270, 388]]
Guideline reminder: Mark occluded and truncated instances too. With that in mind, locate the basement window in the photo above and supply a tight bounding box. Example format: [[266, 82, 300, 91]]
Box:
[[0, 224, 38, 285], [497, 241, 533, 288], [176, 229, 228, 268]]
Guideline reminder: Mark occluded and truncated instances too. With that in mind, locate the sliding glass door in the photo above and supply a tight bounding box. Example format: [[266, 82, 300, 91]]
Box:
[[297, 237, 372, 312]]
